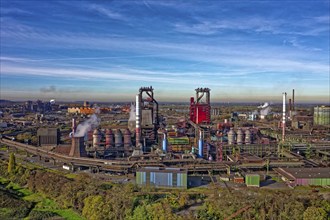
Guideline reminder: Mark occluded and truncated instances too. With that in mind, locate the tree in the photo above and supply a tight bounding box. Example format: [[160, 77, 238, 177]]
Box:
[[8, 152, 16, 174], [303, 207, 327, 220]]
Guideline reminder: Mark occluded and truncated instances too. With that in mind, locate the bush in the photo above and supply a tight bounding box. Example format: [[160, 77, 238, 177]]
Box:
[[0, 189, 33, 219], [29, 210, 61, 220]]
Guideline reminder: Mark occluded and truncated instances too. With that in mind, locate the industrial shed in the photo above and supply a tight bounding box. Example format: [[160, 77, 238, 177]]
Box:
[[274, 167, 330, 187], [136, 167, 187, 189], [37, 128, 60, 147]]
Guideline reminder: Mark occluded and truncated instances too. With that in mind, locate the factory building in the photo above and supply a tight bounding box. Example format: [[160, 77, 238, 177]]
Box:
[[135, 86, 159, 151], [245, 174, 260, 187], [190, 88, 211, 124], [313, 106, 330, 126], [274, 167, 330, 187], [37, 128, 60, 146], [136, 167, 187, 189]]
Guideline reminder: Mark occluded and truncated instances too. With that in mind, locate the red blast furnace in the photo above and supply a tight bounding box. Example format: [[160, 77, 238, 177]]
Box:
[[190, 88, 211, 124]]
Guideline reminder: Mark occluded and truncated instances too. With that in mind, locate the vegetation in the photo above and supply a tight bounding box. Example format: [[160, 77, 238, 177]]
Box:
[[7, 152, 15, 174], [0, 158, 329, 220]]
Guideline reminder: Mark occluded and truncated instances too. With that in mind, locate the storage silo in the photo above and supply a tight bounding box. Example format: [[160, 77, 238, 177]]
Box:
[[115, 129, 123, 148], [228, 128, 236, 145], [237, 128, 244, 145], [92, 129, 101, 148], [124, 129, 132, 149], [105, 129, 114, 149], [245, 129, 252, 144]]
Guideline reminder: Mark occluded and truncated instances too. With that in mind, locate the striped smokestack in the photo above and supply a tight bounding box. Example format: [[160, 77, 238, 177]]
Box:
[[282, 92, 286, 142], [135, 94, 141, 147], [72, 118, 76, 136]]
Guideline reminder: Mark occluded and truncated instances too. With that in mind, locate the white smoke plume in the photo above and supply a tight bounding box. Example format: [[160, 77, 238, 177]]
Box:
[[128, 103, 136, 132], [128, 103, 136, 121], [74, 114, 100, 137], [260, 106, 271, 116], [258, 102, 269, 109]]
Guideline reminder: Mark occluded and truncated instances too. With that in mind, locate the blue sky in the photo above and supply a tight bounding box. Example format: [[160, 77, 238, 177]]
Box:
[[0, 0, 329, 103]]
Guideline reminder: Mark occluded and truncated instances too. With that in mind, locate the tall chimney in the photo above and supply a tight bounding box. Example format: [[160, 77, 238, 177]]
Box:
[[289, 98, 292, 120], [289, 99, 292, 111], [72, 118, 76, 136], [292, 89, 295, 111], [282, 92, 286, 142], [135, 94, 141, 147]]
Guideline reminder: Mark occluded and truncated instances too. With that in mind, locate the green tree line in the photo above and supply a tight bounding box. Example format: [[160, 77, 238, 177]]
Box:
[[0, 158, 329, 220]]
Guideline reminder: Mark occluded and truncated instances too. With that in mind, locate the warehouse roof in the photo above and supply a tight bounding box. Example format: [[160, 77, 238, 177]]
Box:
[[274, 167, 330, 180], [139, 167, 187, 173], [37, 128, 59, 136]]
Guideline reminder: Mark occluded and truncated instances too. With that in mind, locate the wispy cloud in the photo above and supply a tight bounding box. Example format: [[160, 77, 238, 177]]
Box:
[[1, 8, 32, 15], [173, 17, 285, 35], [87, 4, 127, 21], [284, 38, 322, 52], [1, 64, 209, 86]]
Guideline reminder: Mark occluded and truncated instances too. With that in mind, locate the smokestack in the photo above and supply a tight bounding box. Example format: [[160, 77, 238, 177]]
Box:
[[289, 99, 292, 111], [282, 92, 286, 142], [289, 98, 292, 120], [292, 89, 295, 111], [135, 94, 141, 147], [72, 118, 76, 136]]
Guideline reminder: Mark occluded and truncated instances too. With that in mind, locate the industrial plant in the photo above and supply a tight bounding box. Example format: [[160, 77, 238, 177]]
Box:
[[0, 87, 329, 189]]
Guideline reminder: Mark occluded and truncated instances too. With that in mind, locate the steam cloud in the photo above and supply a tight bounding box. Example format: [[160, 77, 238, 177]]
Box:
[[128, 103, 136, 121], [127, 103, 136, 132], [259, 102, 272, 116], [74, 114, 100, 137], [40, 85, 56, 93]]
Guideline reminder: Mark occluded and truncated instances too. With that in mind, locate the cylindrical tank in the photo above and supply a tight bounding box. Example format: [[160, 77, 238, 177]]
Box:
[[237, 128, 244, 145], [162, 133, 167, 153], [93, 129, 101, 148], [198, 130, 203, 158], [228, 128, 236, 145], [124, 129, 132, 148], [115, 129, 123, 148], [105, 129, 114, 149], [245, 129, 252, 144]]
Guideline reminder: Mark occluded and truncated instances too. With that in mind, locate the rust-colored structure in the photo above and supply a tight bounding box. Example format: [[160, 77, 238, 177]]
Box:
[[190, 88, 211, 124]]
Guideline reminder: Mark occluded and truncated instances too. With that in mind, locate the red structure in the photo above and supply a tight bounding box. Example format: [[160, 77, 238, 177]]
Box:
[[190, 88, 211, 124]]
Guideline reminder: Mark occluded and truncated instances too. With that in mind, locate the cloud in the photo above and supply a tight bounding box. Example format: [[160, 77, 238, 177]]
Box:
[[87, 4, 126, 21], [1, 8, 32, 15], [173, 17, 285, 35], [313, 15, 330, 23], [285, 38, 322, 51], [40, 85, 56, 93]]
